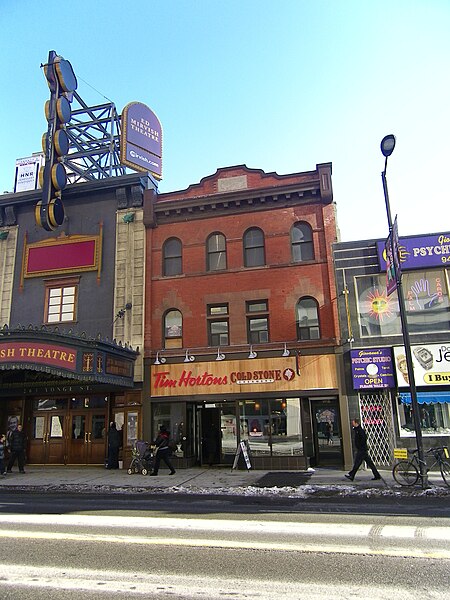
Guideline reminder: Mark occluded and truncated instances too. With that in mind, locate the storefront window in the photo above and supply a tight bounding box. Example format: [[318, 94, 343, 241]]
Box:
[[240, 400, 269, 456], [153, 403, 185, 457], [127, 412, 138, 446], [356, 270, 450, 337], [271, 398, 303, 456], [397, 401, 450, 437], [34, 398, 68, 411], [239, 398, 303, 457], [220, 411, 237, 456]]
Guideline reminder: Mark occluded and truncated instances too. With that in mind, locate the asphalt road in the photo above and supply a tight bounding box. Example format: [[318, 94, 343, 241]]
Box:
[[1, 489, 450, 517], [0, 492, 449, 599]]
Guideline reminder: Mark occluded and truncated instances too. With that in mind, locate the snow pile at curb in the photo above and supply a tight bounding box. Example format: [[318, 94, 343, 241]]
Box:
[[3, 482, 448, 498]]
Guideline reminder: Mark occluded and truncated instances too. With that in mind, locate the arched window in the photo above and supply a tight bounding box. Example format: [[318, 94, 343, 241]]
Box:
[[291, 222, 314, 262], [243, 227, 265, 267], [207, 232, 227, 271], [162, 238, 182, 276], [164, 309, 182, 349], [296, 297, 320, 340]]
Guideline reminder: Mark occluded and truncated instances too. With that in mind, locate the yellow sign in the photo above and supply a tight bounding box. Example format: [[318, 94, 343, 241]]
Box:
[[393, 448, 408, 459]]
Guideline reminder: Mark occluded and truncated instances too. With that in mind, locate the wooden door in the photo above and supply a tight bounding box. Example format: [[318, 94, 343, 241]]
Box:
[[28, 413, 66, 465], [67, 411, 106, 465]]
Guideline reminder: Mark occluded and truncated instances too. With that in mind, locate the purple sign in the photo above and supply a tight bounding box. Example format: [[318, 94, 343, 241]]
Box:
[[350, 348, 395, 389], [120, 102, 162, 180], [377, 232, 450, 272]]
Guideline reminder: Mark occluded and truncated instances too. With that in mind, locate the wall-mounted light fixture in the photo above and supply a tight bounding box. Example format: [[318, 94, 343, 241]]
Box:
[[184, 349, 195, 363], [248, 345, 257, 359], [113, 302, 132, 323], [154, 351, 166, 365], [282, 343, 290, 357], [216, 347, 225, 361]]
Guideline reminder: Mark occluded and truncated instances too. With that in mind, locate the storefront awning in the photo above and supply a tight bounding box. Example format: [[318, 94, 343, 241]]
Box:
[[399, 391, 450, 405]]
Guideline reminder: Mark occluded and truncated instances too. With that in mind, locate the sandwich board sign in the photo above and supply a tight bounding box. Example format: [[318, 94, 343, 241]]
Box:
[[232, 440, 252, 471]]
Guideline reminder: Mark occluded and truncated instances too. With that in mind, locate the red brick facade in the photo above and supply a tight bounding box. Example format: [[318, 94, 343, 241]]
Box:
[[143, 164, 339, 356]]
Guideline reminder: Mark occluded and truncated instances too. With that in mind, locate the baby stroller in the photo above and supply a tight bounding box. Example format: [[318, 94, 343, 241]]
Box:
[[127, 440, 154, 475]]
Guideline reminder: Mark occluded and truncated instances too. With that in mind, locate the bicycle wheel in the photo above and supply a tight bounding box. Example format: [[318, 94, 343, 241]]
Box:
[[393, 460, 419, 486], [440, 460, 450, 488]]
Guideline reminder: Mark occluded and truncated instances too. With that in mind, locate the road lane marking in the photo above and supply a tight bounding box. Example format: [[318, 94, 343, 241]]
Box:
[[0, 563, 434, 599], [0, 528, 449, 560], [0, 514, 449, 542]]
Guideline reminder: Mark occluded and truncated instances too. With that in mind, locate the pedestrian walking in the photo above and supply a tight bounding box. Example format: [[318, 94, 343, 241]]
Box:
[[150, 425, 176, 476], [106, 422, 121, 469], [345, 418, 381, 481], [325, 421, 333, 445], [0, 434, 6, 476], [7, 424, 26, 474]]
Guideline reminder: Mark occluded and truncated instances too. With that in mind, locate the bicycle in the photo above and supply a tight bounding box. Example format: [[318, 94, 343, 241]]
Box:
[[392, 446, 450, 487]]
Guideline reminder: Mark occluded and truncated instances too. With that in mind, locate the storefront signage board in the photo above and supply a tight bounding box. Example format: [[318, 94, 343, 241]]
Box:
[[377, 232, 450, 271], [350, 348, 395, 389], [151, 355, 338, 397], [394, 342, 450, 387], [0, 341, 77, 371]]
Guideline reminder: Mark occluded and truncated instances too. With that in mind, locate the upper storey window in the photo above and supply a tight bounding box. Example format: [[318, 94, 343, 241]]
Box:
[[296, 297, 320, 340], [291, 222, 314, 262], [207, 233, 227, 271], [163, 238, 182, 276], [243, 228, 265, 267]]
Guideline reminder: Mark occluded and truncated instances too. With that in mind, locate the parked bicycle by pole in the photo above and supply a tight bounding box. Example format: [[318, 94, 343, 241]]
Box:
[[392, 446, 450, 488]]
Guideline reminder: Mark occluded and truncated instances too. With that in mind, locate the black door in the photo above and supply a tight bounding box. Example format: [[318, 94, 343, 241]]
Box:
[[311, 399, 343, 467], [201, 408, 222, 466]]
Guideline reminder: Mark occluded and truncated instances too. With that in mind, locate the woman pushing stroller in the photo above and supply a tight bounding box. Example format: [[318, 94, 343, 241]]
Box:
[[150, 425, 176, 476]]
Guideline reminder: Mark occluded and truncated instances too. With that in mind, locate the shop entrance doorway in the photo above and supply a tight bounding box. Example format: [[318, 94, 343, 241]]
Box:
[[310, 398, 343, 467], [199, 403, 238, 466], [28, 399, 108, 466], [201, 407, 222, 466]]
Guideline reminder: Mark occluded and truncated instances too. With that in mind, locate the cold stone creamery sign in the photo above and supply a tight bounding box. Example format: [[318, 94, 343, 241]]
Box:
[[0, 342, 77, 371], [151, 356, 338, 397]]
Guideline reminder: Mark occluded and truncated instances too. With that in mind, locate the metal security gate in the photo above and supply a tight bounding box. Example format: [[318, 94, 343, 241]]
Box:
[[359, 392, 395, 466]]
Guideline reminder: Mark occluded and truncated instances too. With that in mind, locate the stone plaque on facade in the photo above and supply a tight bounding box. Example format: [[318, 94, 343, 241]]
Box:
[[217, 175, 248, 192]]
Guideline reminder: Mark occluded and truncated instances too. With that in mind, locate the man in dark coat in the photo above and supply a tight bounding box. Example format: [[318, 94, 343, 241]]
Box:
[[345, 418, 381, 481], [7, 424, 26, 474], [107, 422, 121, 469], [150, 425, 175, 476]]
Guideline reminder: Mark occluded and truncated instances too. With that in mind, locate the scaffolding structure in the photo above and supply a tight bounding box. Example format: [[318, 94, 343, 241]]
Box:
[[64, 91, 127, 183]]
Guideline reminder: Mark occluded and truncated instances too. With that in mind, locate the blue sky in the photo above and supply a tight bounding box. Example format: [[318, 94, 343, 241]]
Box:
[[1, 0, 449, 241]]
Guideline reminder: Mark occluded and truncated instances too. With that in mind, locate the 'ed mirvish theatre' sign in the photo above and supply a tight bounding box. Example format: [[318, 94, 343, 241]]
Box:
[[0, 342, 77, 371]]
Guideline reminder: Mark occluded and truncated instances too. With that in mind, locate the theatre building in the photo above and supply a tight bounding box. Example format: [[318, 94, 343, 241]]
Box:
[[0, 173, 154, 465], [143, 164, 352, 469], [334, 231, 450, 466]]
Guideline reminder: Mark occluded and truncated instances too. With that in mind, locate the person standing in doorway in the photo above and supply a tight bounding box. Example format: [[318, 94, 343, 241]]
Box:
[[0, 434, 6, 476], [7, 424, 26, 474], [107, 422, 121, 469], [345, 418, 381, 481], [150, 425, 175, 476]]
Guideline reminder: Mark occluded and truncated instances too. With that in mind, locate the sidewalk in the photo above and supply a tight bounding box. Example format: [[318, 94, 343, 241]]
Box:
[[1, 465, 449, 497]]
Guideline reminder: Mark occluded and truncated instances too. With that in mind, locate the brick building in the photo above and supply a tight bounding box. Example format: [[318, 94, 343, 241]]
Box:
[[143, 164, 352, 469]]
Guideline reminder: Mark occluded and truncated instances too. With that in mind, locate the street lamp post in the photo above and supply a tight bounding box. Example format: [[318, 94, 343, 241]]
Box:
[[380, 134, 428, 488]]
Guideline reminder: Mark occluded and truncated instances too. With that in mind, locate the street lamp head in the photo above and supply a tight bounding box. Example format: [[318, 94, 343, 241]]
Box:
[[381, 134, 396, 158]]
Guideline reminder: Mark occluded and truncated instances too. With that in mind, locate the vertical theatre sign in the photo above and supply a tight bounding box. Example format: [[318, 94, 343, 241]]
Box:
[[120, 102, 162, 180]]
